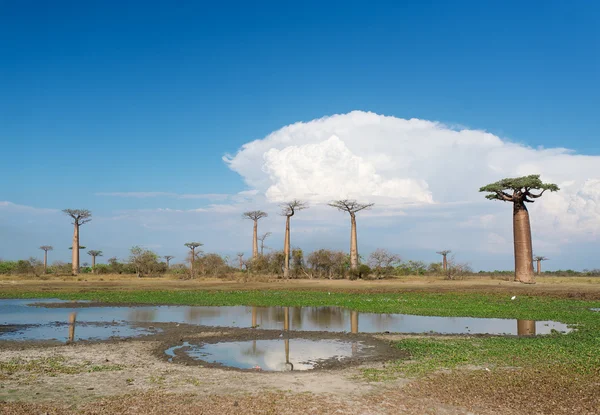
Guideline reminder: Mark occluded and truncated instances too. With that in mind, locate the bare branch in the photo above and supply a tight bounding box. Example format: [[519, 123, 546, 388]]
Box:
[[62, 209, 92, 226], [242, 210, 268, 221], [528, 189, 546, 199], [280, 200, 309, 217], [39, 245, 53, 252], [328, 199, 374, 214]]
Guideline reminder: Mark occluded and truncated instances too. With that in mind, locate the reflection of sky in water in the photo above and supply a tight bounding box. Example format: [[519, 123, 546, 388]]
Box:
[[166, 339, 370, 371], [0, 299, 571, 342], [591, 308, 599, 312]]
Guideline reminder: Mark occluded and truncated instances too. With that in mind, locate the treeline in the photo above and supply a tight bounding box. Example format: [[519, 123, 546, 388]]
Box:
[[2, 247, 599, 279]]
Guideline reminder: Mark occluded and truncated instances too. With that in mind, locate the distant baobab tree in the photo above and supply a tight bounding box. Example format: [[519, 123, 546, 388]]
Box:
[[281, 200, 308, 278], [328, 200, 374, 271], [242, 211, 268, 259], [237, 252, 244, 271], [39, 246, 53, 274], [258, 232, 272, 256], [163, 255, 175, 268], [184, 242, 203, 276], [480, 175, 559, 284], [63, 209, 92, 275], [87, 250, 103, 272], [533, 255, 548, 275], [436, 250, 452, 272]]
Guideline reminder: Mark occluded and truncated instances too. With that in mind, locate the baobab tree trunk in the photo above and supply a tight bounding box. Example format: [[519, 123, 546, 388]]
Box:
[[350, 213, 358, 270], [91, 255, 96, 272], [442, 254, 447, 272], [536, 259, 541, 275], [43, 251, 48, 274], [252, 219, 259, 259], [517, 319, 536, 336], [350, 310, 359, 334], [284, 216, 291, 278], [513, 202, 535, 284], [72, 224, 79, 275]]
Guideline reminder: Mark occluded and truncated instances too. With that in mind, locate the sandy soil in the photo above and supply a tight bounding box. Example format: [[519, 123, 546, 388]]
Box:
[[2, 275, 600, 299]]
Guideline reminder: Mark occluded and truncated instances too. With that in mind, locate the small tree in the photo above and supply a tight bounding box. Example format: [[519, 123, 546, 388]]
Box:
[[163, 255, 175, 268], [63, 209, 92, 275], [243, 211, 268, 259], [184, 242, 203, 276], [280, 200, 308, 278], [533, 255, 548, 275], [258, 232, 272, 256], [368, 248, 401, 277], [436, 250, 451, 272], [480, 175, 559, 284], [39, 245, 53, 274], [87, 250, 103, 272], [328, 200, 374, 271], [129, 246, 162, 277]]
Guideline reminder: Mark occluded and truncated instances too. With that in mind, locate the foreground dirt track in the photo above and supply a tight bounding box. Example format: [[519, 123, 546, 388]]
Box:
[[2, 275, 600, 299]]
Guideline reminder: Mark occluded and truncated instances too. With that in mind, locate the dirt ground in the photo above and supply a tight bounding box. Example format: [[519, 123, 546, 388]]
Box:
[[2, 276, 599, 414], [2, 274, 600, 299]]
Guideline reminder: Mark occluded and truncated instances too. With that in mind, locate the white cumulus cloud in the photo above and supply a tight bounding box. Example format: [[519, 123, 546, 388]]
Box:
[[224, 111, 600, 250]]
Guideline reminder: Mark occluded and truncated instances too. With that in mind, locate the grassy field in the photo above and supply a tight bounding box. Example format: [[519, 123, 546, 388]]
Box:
[[1, 276, 599, 414]]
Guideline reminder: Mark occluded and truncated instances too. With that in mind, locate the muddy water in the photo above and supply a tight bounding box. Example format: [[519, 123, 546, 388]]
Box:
[[0, 299, 571, 342], [165, 338, 375, 371]]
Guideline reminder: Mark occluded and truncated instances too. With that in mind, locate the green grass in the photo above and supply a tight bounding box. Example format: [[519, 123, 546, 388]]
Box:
[[2, 290, 599, 380]]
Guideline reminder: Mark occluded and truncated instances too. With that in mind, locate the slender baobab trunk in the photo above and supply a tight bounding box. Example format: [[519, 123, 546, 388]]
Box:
[[442, 254, 447, 272], [536, 259, 541, 275], [91, 255, 96, 272], [284, 216, 291, 278], [43, 251, 48, 274], [284, 307, 290, 331], [513, 202, 535, 283], [166, 258, 170, 268], [350, 213, 358, 270], [252, 306, 257, 327], [190, 248, 195, 276], [252, 219, 259, 259], [72, 224, 79, 275]]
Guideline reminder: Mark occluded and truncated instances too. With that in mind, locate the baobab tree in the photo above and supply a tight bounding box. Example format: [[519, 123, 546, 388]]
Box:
[[87, 250, 103, 272], [534, 255, 548, 275], [258, 232, 272, 255], [163, 255, 175, 268], [281, 200, 308, 278], [242, 211, 268, 259], [63, 209, 92, 275], [436, 250, 451, 272], [328, 200, 374, 271], [184, 242, 203, 276], [237, 252, 244, 271], [480, 175, 559, 284], [39, 246, 53, 274]]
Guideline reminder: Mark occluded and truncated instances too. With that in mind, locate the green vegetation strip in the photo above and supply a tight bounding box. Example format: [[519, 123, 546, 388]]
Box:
[[1, 290, 599, 379]]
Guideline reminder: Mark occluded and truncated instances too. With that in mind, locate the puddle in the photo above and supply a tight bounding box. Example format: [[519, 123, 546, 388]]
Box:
[[165, 339, 375, 371], [0, 298, 571, 342], [591, 308, 599, 312]]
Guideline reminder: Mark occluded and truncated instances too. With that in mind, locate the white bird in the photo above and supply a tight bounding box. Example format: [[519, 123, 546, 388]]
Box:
[[511, 296, 516, 300]]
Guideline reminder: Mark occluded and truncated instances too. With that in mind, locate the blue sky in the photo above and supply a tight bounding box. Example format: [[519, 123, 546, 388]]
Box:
[[1, 1, 599, 270]]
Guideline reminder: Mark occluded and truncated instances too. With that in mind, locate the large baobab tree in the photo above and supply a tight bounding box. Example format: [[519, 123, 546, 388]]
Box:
[[328, 200, 374, 271], [87, 250, 103, 272], [480, 175, 559, 284], [533, 255, 548, 275], [258, 232, 272, 256], [436, 250, 451, 272], [39, 246, 53, 274], [184, 242, 203, 276], [242, 211, 268, 259], [281, 200, 308, 278], [163, 255, 175, 268], [63, 209, 92, 275]]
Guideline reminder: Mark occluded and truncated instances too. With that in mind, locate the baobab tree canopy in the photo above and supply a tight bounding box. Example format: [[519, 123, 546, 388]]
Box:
[[280, 199, 308, 216], [479, 175, 559, 203], [39, 246, 53, 252], [242, 210, 268, 221], [62, 209, 92, 224], [328, 199, 374, 214], [436, 250, 451, 256], [534, 255, 548, 261], [87, 250, 103, 257], [184, 242, 203, 249]]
